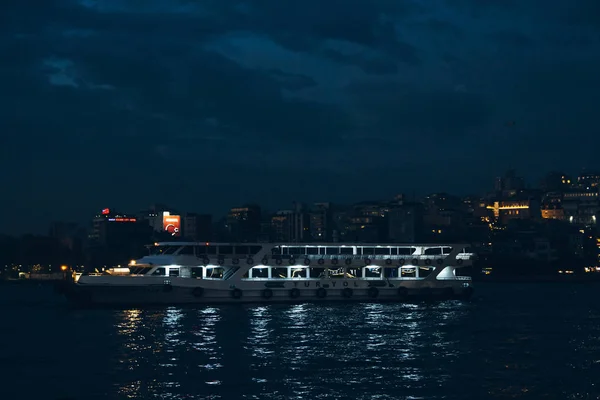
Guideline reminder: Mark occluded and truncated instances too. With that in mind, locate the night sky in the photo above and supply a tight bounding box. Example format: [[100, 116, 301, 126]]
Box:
[[2, 0, 600, 234]]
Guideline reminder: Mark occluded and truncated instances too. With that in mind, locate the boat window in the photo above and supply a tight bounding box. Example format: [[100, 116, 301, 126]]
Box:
[[401, 267, 416, 278], [289, 247, 304, 255], [339, 247, 353, 255], [362, 247, 374, 255], [151, 246, 178, 255], [151, 267, 166, 276], [235, 246, 248, 255], [249, 246, 262, 254], [397, 247, 416, 255], [169, 268, 179, 277], [306, 247, 319, 255], [271, 267, 287, 279], [374, 248, 389, 255], [325, 247, 339, 255], [309, 267, 326, 279], [355, 248, 362, 256], [328, 267, 345, 279], [196, 246, 217, 255], [291, 267, 307, 279], [345, 268, 360, 278], [419, 267, 433, 278], [219, 246, 233, 255], [130, 267, 152, 275], [364, 266, 380, 278], [205, 267, 224, 279], [178, 246, 194, 255], [383, 267, 398, 278], [179, 267, 191, 278], [424, 247, 442, 255], [251, 267, 268, 278], [191, 267, 202, 279], [390, 248, 398, 255]]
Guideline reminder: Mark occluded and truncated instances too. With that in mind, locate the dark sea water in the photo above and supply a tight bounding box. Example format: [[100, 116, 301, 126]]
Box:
[[2, 282, 600, 400]]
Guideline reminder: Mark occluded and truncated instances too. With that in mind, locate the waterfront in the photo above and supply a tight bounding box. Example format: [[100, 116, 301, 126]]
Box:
[[2, 282, 600, 399]]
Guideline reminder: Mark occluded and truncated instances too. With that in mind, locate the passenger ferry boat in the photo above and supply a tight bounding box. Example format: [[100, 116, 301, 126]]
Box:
[[64, 242, 475, 305]]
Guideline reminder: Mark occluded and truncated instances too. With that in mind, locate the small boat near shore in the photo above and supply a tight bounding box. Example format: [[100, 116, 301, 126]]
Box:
[[60, 242, 476, 305]]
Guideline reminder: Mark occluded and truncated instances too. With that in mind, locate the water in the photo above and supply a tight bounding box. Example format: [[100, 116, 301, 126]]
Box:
[[2, 282, 600, 399]]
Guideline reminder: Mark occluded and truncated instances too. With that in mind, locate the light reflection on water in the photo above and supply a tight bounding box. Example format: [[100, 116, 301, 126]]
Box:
[[52, 285, 600, 399]]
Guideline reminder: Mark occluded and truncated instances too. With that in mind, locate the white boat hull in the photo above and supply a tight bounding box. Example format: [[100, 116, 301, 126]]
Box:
[[61, 278, 474, 306]]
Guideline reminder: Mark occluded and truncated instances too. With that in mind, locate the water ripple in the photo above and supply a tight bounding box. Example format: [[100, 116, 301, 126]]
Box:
[[4, 283, 600, 399]]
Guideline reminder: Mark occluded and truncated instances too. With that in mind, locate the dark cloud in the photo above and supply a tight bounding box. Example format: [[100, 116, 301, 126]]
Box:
[[1, 0, 600, 233], [422, 19, 463, 38], [562, 1, 600, 28], [485, 31, 532, 48], [345, 81, 492, 140], [267, 69, 318, 91]]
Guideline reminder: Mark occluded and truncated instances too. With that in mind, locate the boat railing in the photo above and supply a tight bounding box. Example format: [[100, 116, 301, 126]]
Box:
[[436, 276, 472, 281], [271, 254, 476, 260]]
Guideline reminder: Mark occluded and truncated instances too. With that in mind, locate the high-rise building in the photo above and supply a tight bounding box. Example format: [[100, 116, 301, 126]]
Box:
[[495, 169, 525, 197], [226, 204, 261, 242], [271, 210, 293, 242], [310, 202, 333, 241], [183, 213, 212, 241], [86, 208, 152, 268]]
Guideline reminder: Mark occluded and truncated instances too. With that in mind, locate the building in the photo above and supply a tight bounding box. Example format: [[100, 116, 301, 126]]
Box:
[[486, 199, 540, 225], [226, 204, 261, 242], [540, 172, 572, 192], [270, 203, 311, 243], [138, 205, 182, 238], [562, 187, 600, 225], [86, 208, 152, 267], [388, 203, 423, 243], [541, 204, 566, 220], [494, 170, 526, 198], [183, 213, 212, 241], [309, 202, 333, 241], [577, 171, 600, 189]]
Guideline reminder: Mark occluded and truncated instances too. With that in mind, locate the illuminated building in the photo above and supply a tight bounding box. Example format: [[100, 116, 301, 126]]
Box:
[[309, 203, 333, 241], [562, 187, 600, 225], [577, 172, 600, 188], [541, 204, 565, 220], [270, 203, 310, 242], [86, 209, 152, 268], [271, 211, 291, 242], [88, 208, 146, 246], [486, 199, 540, 224]]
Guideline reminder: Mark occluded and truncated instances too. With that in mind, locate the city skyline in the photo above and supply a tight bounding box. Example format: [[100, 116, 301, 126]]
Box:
[[2, 167, 599, 236], [2, 1, 600, 233]]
